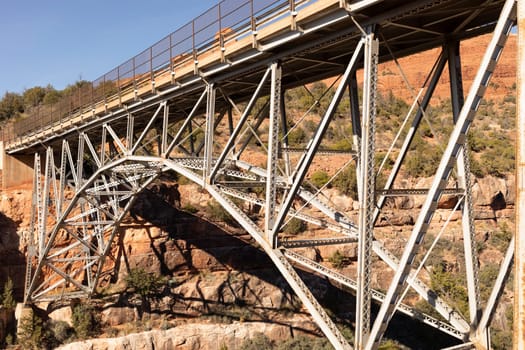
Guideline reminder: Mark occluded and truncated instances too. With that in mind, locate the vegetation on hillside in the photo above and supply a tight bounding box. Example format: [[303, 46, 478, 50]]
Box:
[[0, 81, 92, 123], [283, 81, 515, 181]]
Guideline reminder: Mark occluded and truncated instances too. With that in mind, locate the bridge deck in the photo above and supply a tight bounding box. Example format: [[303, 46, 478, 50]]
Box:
[[3, 0, 507, 153]]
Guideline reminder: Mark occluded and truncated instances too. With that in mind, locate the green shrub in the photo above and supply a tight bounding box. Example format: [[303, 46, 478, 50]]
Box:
[[207, 200, 236, 226], [413, 299, 446, 322], [276, 334, 331, 349], [491, 328, 513, 350], [489, 222, 513, 251], [182, 203, 199, 213], [240, 333, 274, 350], [328, 250, 348, 269], [283, 218, 307, 235], [72, 304, 100, 340], [333, 165, 358, 198], [125, 268, 165, 298], [287, 127, 307, 146], [48, 320, 73, 343], [378, 339, 404, 350], [404, 137, 441, 177], [430, 267, 469, 318], [331, 138, 352, 151], [310, 170, 331, 189], [479, 151, 514, 177], [303, 119, 318, 132], [478, 263, 500, 302]]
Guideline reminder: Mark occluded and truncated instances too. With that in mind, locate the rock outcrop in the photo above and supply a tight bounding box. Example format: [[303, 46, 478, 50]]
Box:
[[57, 322, 294, 350]]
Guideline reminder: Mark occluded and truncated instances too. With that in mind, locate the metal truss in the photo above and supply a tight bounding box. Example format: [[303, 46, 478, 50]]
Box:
[[21, 2, 517, 350]]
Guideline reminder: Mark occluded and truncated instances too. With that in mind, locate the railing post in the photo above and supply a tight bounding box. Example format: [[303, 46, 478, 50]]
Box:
[[192, 20, 198, 74], [150, 47, 155, 92], [169, 33, 175, 83], [117, 65, 121, 105], [133, 57, 137, 100], [218, 3, 225, 61], [289, 0, 297, 31], [91, 82, 94, 113], [103, 75, 107, 111], [251, 0, 257, 47]]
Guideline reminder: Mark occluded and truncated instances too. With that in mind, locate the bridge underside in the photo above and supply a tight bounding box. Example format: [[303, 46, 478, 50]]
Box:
[[8, 1, 517, 349]]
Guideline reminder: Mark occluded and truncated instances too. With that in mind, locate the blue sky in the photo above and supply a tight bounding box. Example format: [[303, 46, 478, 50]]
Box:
[[0, 1, 219, 96]]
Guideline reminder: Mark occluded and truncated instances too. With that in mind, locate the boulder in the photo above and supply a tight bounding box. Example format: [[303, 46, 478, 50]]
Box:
[[101, 307, 138, 327]]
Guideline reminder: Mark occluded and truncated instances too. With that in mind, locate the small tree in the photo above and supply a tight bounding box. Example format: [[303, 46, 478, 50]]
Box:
[[328, 250, 347, 269], [125, 268, 165, 318], [2, 277, 16, 310], [125, 268, 164, 298]]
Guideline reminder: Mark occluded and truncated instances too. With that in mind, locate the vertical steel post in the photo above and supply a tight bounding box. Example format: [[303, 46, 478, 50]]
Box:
[[265, 62, 282, 246], [515, 1, 525, 348], [204, 84, 216, 184], [100, 126, 107, 166], [38, 148, 52, 258], [356, 28, 378, 349], [127, 112, 134, 152], [24, 154, 40, 303], [447, 41, 481, 330], [162, 103, 169, 155], [349, 70, 362, 189], [58, 140, 68, 217], [280, 92, 291, 177], [77, 134, 85, 191]]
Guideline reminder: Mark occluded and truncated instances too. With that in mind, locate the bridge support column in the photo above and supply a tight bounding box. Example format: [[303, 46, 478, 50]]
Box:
[[1, 149, 34, 189], [15, 304, 33, 337]]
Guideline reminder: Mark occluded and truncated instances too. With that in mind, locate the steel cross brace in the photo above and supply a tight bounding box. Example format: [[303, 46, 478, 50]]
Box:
[[365, 1, 516, 348], [269, 36, 366, 247]]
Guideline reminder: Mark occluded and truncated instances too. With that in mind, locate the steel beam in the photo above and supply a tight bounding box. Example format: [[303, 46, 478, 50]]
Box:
[[265, 62, 282, 245], [355, 27, 378, 349], [204, 84, 216, 183]]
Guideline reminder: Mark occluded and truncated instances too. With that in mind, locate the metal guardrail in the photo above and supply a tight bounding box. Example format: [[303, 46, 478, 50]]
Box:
[[1, 0, 320, 145]]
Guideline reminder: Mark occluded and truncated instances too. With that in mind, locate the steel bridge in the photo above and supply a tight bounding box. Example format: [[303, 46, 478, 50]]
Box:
[[0, 0, 521, 349]]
